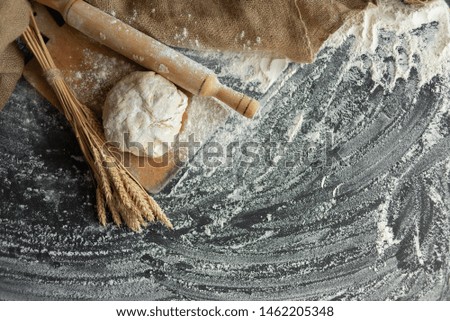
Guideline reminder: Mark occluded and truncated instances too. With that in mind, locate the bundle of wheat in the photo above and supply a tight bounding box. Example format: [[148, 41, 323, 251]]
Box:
[[22, 13, 172, 232]]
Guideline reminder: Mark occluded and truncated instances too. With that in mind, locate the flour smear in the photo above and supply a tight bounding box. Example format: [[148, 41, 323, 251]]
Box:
[[321, 0, 450, 255], [191, 0, 450, 258]]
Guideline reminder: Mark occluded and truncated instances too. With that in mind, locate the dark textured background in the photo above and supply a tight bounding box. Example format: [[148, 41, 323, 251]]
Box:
[[0, 4, 449, 300]]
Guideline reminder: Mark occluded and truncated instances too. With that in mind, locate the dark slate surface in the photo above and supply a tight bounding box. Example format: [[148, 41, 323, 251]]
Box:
[[0, 10, 449, 300]]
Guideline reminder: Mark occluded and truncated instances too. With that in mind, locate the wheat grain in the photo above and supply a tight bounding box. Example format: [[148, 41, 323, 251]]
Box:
[[22, 13, 172, 232]]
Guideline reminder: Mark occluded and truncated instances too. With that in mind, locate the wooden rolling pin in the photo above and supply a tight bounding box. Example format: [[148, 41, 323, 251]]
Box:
[[34, 0, 260, 118]]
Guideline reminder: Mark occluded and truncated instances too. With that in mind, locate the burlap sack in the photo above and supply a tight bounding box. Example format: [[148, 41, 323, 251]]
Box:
[[0, 0, 427, 111], [86, 0, 377, 62], [0, 0, 30, 109], [403, 0, 432, 4]]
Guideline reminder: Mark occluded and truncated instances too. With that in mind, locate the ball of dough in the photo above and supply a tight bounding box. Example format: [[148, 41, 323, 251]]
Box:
[[103, 71, 188, 158]]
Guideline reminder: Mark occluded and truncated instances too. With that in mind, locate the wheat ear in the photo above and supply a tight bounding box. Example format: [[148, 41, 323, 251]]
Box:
[[22, 13, 172, 232]]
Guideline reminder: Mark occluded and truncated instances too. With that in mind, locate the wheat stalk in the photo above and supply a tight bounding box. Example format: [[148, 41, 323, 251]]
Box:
[[22, 13, 172, 232]]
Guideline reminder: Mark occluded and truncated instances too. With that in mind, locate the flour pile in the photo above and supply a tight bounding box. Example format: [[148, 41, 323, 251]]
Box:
[[323, 0, 450, 88]]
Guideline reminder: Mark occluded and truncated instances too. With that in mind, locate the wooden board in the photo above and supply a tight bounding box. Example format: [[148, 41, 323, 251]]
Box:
[[23, 4, 229, 193]]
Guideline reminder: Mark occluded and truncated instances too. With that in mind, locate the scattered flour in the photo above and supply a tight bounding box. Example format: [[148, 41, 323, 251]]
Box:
[[323, 0, 450, 88], [174, 27, 189, 42], [3, 0, 449, 301], [181, 51, 290, 93], [286, 112, 304, 143], [177, 0, 449, 96], [65, 48, 138, 113], [376, 196, 399, 255], [175, 96, 229, 161], [218, 53, 290, 92], [183, 49, 290, 93]]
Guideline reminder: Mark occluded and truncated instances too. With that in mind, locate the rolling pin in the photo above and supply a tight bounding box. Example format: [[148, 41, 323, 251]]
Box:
[[34, 0, 260, 119]]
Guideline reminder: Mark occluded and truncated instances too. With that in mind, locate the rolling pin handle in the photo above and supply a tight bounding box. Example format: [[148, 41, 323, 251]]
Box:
[[34, 0, 79, 20], [34, 0, 261, 119], [215, 85, 260, 119], [199, 75, 260, 118]]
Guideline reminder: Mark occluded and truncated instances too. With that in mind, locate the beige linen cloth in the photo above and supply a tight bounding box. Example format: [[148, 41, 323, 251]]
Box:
[[0, 0, 429, 110]]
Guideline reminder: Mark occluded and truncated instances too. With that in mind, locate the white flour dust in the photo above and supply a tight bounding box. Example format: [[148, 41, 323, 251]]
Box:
[[218, 54, 290, 92], [178, 0, 450, 260], [183, 1, 450, 96], [323, 0, 450, 88], [1, 0, 449, 301], [185, 50, 290, 93], [321, 0, 450, 256]]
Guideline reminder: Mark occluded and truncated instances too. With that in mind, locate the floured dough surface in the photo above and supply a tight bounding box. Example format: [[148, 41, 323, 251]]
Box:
[[103, 71, 188, 158]]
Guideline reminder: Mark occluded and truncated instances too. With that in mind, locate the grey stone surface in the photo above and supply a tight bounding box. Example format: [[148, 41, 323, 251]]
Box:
[[0, 20, 449, 300]]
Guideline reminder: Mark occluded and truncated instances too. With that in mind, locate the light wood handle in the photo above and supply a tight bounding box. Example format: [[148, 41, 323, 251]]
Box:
[[34, 0, 260, 118]]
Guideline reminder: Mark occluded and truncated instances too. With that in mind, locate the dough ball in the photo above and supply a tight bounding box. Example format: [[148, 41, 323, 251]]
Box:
[[103, 71, 188, 158]]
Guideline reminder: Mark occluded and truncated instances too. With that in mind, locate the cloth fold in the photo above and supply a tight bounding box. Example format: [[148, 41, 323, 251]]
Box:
[[0, 0, 30, 109], [86, 0, 377, 62], [0, 0, 427, 110]]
